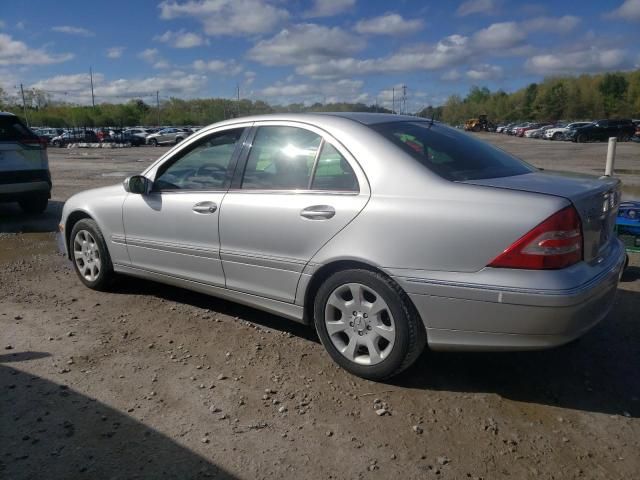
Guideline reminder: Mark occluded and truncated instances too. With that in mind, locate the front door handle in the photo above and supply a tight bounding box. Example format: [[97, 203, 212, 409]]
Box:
[[300, 205, 335, 220], [193, 201, 217, 214]]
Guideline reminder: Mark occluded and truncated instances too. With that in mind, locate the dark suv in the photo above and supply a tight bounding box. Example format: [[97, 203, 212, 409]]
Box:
[[568, 119, 636, 143], [0, 112, 51, 213]]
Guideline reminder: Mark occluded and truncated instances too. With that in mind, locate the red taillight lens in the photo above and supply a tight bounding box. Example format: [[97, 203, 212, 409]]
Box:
[[22, 137, 48, 149], [488, 206, 583, 270]]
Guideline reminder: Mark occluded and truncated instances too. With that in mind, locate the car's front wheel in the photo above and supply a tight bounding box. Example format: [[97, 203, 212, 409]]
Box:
[[314, 269, 426, 381], [70, 219, 114, 291], [149, 138, 158, 147]]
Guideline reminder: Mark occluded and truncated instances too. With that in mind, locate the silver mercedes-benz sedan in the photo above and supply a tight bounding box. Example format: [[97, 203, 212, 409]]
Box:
[[60, 113, 626, 380]]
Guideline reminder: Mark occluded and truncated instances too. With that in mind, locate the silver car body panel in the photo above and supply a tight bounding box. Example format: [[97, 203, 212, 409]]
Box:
[[60, 113, 625, 351]]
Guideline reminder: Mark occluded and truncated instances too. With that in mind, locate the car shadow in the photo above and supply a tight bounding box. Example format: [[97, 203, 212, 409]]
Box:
[[0, 352, 237, 479], [393, 288, 640, 418], [109, 273, 638, 418], [0, 200, 63, 234], [111, 275, 319, 343]]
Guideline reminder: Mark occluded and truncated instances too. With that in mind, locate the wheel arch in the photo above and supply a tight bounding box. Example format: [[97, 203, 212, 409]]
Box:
[[64, 210, 94, 259], [301, 259, 423, 328]]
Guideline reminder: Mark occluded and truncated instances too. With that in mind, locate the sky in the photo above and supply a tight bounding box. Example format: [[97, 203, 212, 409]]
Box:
[[1, 0, 639, 111]]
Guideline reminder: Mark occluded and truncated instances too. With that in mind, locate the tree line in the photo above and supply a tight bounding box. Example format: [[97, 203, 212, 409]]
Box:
[[1, 70, 638, 128], [439, 71, 640, 125]]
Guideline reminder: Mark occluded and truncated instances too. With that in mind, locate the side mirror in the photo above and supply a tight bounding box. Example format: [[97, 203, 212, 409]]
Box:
[[124, 175, 151, 194]]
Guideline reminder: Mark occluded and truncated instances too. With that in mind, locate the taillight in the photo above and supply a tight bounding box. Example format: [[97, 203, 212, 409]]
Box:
[[22, 137, 48, 149], [488, 206, 583, 270]]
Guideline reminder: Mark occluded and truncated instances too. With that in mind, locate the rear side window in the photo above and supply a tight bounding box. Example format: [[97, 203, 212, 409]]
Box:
[[311, 143, 358, 191], [371, 121, 535, 181], [0, 116, 37, 141]]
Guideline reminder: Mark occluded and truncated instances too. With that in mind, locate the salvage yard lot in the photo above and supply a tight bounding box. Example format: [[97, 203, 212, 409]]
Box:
[[1, 134, 639, 479]]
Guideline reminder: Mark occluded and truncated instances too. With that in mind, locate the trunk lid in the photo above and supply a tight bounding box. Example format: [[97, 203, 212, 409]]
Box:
[[464, 171, 621, 262]]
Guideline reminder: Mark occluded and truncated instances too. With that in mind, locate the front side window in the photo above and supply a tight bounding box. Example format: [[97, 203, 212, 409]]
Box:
[[154, 128, 244, 191], [241, 126, 321, 190]]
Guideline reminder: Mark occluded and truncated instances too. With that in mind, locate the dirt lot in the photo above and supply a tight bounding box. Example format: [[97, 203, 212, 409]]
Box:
[[1, 136, 639, 480]]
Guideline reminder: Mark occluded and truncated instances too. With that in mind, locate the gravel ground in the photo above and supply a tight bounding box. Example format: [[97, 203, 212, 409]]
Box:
[[1, 136, 639, 480]]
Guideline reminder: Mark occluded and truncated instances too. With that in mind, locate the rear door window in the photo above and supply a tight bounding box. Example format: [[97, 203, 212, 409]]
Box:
[[371, 121, 535, 181], [0, 116, 37, 141], [241, 126, 321, 190]]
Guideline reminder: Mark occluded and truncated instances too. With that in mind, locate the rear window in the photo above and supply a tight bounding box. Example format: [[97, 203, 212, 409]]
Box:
[[0, 116, 37, 142], [371, 121, 535, 181]]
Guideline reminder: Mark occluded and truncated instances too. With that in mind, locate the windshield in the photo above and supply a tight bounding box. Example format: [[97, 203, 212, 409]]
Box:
[[371, 121, 536, 181]]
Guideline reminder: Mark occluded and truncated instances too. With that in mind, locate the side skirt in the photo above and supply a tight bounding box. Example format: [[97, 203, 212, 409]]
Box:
[[113, 263, 305, 323]]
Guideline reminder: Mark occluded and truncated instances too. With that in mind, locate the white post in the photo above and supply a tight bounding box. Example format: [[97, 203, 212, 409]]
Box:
[[605, 137, 617, 176]]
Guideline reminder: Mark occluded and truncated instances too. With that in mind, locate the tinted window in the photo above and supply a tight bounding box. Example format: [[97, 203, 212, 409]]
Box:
[[371, 121, 535, 181], [0, 116, 37, 141], [154, 128, 244, 191], [242, 126, 321, 190], [311, 142, 358, 191]]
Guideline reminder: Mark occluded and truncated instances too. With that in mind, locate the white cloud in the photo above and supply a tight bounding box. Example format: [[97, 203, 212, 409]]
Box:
[[0, 33, 73, 66], [442, 69, 462, 81], [138, 48, 170, 69], [259, 78, 363, 104], [472, 22, 526, 50], [51, 25, 94, 37], [295, 35, 471, 78], [303, 0, 355, 18], [525, 48, 628, 75], [247, 23, 365, 66], [106, 46, 125, 59], [159, 0, 289, 36], [0, 20, 5, 29], [523, 15, 580, 33], [243, 70, 256, 86], [355, 13, 423, 35], [456, 0, 500, 16], [606, 0, 640, 21], [154, 30, 207, 48], [193, 59, 242, 75], [29, 71, 207, 104], [466, 64, 503, 80]]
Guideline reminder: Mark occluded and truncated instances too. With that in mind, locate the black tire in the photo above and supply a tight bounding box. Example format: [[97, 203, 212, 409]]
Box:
[[69, 219, 115, 291], [149, 138, 158, 147], [552, 132, 561, 140], [18, 193, 48, 214], [577, 134, 587, 143], [313, 269, 426, 381], [175, 137, 183, 144], [53, 140, 61, 148]]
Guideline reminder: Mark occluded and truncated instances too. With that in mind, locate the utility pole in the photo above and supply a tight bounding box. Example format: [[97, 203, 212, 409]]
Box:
[[156, 90, 160, 126], [402, 85, 407, 115], [236, 83, 240, 116], [392, 87, 395, 114], [20, 83, 29, 126], [89, 66, 95, 108]]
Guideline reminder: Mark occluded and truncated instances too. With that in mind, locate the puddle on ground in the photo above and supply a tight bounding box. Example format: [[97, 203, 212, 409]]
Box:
[[0, 232, 60, 264]]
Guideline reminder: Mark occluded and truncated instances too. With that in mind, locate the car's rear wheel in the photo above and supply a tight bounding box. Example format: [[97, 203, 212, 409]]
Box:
[[70, 219, 114, 291], [18, 193, 48, 214], [314, 269, 426, 381], [175, 136, 183, 144], [149, 138, 158, 147], [577, 134, 587, 143]]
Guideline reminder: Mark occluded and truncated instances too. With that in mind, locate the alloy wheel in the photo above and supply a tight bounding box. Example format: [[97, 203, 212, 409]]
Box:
[[73, 230, 101, 282], [324, 283, 396, 366]]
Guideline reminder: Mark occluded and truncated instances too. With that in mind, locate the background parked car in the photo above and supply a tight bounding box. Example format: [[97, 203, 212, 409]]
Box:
[[146, 127, 190, 146], [51, 130, 99, 147], [543, 122, 590, 140], [0, 112, 51, 213], [33, 128, 62, 143], [568, 119, 635, 143]]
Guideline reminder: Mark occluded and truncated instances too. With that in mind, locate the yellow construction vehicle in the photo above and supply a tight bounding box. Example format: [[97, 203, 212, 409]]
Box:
[[464, 114, 495, 132]]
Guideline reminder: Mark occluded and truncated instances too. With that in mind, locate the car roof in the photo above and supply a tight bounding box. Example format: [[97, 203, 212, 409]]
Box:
[[0, 111, 17, 117]]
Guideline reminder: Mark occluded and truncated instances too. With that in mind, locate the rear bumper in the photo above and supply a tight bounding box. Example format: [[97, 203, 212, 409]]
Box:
[[391, 239, 626, 351], [0, 180, 51, 202]]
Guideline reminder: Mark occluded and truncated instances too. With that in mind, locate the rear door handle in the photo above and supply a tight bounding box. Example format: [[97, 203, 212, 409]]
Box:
[[300, 205, 335, 220], [193, 201, 217, 214]]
